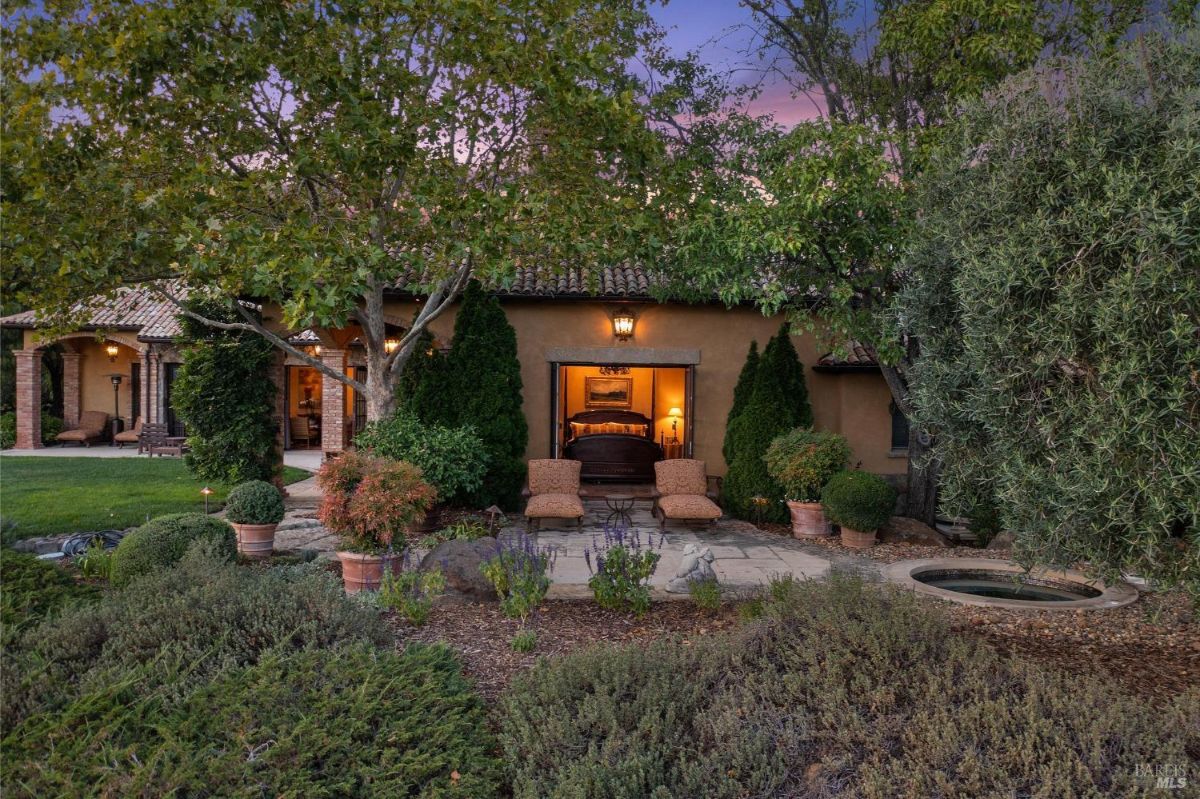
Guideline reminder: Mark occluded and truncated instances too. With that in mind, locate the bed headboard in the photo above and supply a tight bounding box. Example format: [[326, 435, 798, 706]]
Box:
[[566, 409, 654, 440]]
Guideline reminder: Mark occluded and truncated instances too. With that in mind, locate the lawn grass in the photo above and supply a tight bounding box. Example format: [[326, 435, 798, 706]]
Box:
[[0, 457, 310, 539]]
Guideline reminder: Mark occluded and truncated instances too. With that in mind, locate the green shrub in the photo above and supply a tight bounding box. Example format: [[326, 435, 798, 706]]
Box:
[[765, 427, 852, 503], [39, 412, 63, 445], [5, 642, 502, 798], [510, 630, 537, 653], [380, 566, 447, 626], [500, 577, 1199, 798], [110, 512, 236, 586], [0, 550, 97, 641], [723, 325, 812, 521], [355, 410, 488, 504], [3, 546, 388, 732], [172, 296, 280, 484], [75, 541, 116, 581], [0, 411, 15, 449], [821, 470, 897, 532], [688, 577, 722, 614], [721, 340, 758, 466], [223, 479, 285, 525]]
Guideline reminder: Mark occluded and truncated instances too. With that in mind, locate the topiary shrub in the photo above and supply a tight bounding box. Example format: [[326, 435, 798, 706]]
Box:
[[500, 577, 1199, 798], [723, 325, 812, 522], [765, 428, 852, 502], [224, 479, 285, 525], [0, 411, 15, 449], [171, 296, 280, 485], [355, 410, 488, 505], [110, 513, 236, 586], [820, 470, 897, 532], [317, 452, 437, 553]]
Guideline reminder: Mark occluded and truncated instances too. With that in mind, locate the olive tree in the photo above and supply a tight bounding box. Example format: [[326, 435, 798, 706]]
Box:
[[2, 0, 696, 421], [898, 31, 1200, 592]]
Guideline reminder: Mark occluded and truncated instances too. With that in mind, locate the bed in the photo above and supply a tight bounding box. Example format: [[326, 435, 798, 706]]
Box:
[[563, 410, 663, 482]]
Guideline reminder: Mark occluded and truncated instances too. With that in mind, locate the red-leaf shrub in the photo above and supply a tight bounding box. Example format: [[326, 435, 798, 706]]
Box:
[[317, 453, 437, 553]]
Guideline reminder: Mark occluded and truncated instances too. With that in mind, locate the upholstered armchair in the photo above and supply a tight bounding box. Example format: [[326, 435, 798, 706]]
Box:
[[652, 459, 722, 528], [523, 458, 585, 531]]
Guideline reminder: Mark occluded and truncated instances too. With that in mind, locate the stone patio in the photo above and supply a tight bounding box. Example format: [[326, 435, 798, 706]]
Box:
[[275, 483, 832, 595]]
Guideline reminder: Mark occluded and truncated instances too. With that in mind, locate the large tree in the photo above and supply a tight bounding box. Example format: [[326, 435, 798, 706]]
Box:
[[2, 0, 702, 421], [899, 31, 1199, 593]]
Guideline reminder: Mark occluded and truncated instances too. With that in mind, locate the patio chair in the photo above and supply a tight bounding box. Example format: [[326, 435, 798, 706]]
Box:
[[55, 411, 109, 447], [290, 416, 315, 449], [114, 416, 143, 449], [652, 459, 722, 529], [523, 458, 585, 532], [141, 422, 188, 457]]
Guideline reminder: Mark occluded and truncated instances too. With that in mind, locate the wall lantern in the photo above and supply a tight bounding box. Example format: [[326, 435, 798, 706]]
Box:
[[105, 344, 120, 362], [384, 338, 400, 354], [611, 308, 636, 341]]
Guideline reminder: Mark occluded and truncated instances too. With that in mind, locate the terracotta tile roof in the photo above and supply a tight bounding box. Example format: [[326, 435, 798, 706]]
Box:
[[486, 264, 651, 298], [816, 341, 878, 369], [0, 283, 189, 341]]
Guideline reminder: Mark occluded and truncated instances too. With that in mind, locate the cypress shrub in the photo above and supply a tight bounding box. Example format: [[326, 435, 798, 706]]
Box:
[[721, 340, 758, 466], [723, 325, 812, 522], [439, 280, 528, 510], [397, 328, 453, 425], [172, 297, 279, 484]]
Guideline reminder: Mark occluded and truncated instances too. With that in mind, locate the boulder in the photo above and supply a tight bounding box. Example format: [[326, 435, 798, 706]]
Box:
[[986, 531, 1016, 551], [877, 516, 950, 547], [419, 537, 501, 600]]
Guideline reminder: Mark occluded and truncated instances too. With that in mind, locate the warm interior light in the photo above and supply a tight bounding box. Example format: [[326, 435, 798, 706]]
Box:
[[384, 338, 400, 354], [611, 308, 635, 341], [313, 345, 322, 356], [105, 344, 120, 362], [668, 407, 683, 418]]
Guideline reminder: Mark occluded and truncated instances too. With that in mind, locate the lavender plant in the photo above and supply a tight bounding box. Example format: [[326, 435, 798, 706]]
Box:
[[480, 533, 556, 640], [584, 521, 663, 616]]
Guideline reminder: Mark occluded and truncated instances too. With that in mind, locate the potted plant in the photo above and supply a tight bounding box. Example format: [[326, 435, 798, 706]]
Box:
[[765, 428, 851, 538], [355, 411, 488, 530], [224, 480, 286, 559], [821, 470, 898, 548], [317, 452, 437, 593]]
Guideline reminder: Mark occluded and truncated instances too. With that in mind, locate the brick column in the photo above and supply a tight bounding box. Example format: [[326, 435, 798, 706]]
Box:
[[14, 350, 42, 449], [268, 349, 286, 488], [140, 348, 151, 423], [60, 352, 81, 429], [145, 349, 159, 422], [320, 349, 347, 456]]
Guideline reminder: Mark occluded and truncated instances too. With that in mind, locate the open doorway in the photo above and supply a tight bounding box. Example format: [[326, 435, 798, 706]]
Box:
[[551, 364, 693, 482], [285, 366, 323, 449]]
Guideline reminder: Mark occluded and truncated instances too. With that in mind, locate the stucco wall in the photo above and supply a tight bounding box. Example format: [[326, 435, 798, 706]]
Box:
[[382, 299, 907, 476]]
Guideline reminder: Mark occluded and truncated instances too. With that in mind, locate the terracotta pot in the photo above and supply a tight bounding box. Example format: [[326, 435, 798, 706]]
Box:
[[231, 523, 277, 560], [787, 501, 831, 538], [336, 551, 401, 594], [840, 526, 877, 549]]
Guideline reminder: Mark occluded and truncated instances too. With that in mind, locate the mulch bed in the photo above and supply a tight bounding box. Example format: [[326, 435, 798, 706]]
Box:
[[388, 600, 740, 699]]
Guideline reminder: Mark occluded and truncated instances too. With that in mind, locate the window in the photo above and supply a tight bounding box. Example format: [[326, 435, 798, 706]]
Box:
[[890, 402, 910, 452]]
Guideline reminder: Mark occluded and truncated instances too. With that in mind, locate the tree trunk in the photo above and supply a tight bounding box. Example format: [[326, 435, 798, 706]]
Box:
[[364, 366, 397, 423], [905, 430, 940, 525]]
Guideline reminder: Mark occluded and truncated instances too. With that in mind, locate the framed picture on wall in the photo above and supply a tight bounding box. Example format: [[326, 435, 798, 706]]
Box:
[[585, 376, 633, 409]]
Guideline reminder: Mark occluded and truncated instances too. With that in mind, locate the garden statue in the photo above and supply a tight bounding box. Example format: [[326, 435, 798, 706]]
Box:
[[666, 544, 717, 593]]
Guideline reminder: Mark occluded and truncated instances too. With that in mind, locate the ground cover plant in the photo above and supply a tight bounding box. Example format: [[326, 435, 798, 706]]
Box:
[[0, 550, 97, 644], [0, 457, 308, 539], [500, 577, 1200, 798], [1, 547, 502, 797]]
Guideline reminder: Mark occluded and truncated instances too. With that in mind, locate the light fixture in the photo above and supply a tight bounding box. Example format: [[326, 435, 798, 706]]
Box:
[[105, 344, 120, 362], [668, 406, 683, 442], [313, 345, 321, 356], [200, 486, 213, 513], [599, 365, 630, 376], [384, 338, 400, 354], [611, 307, 635, 341]]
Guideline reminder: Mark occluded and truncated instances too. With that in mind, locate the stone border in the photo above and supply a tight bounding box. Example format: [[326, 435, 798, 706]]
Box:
[[881, 558, 1138, 610]]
